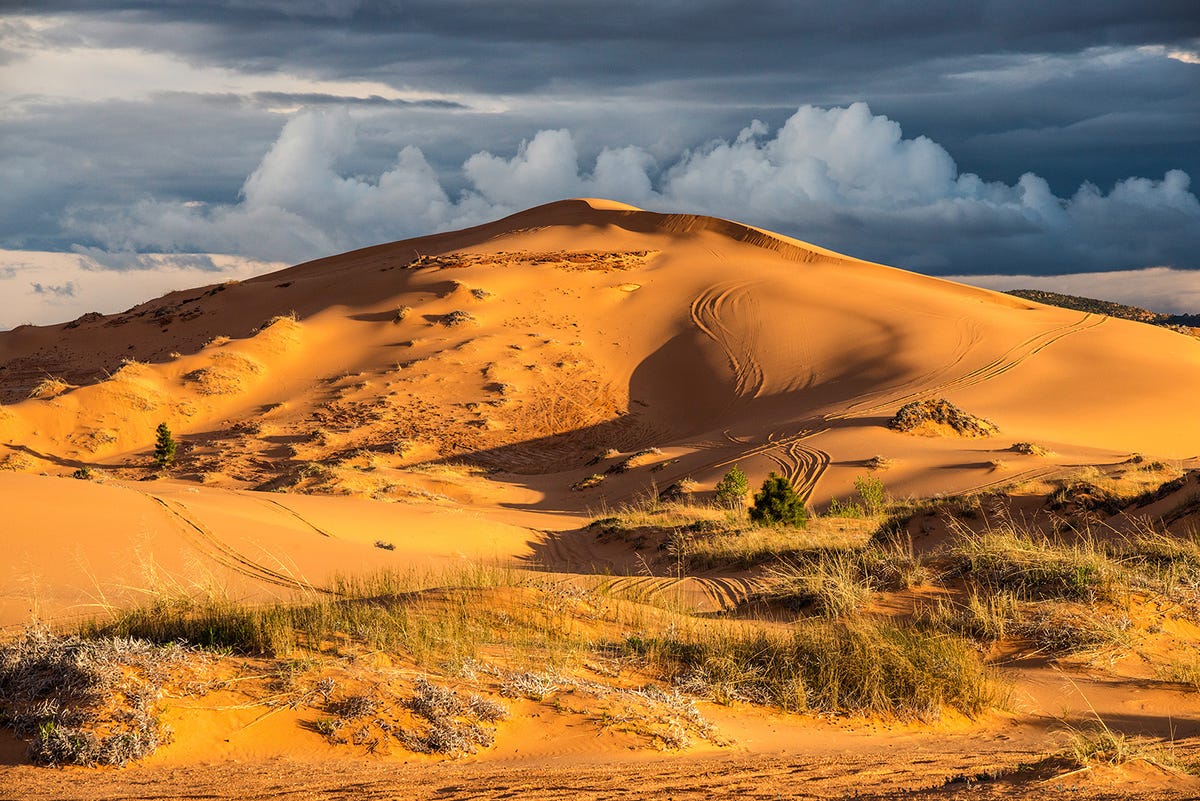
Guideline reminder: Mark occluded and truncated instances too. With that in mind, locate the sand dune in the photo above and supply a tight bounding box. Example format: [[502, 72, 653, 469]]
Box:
[[3, 198, 1200, 797], [2, 198, 1196, 504], [2, 197, 1199, 618]]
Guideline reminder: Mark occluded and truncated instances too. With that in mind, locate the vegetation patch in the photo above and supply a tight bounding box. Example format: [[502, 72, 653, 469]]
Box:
[[750, 473, 808, 527], [1047, 481, 1123, 517], [757, 543, 926, 618], [437, 310, 476, 327], [572, 473, 605, 491], [888, 399, 999, 438], [1061, 723, 1182, 771], [0, 628, 187, 766], [606, 447, 664, 474], [28, 376, 72, 400], [943, 527, 1118, 602], [631, 619, 999, 720]]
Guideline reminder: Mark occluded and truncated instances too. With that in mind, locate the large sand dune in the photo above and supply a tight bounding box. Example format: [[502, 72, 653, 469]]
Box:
[[2, 198, 1196, 502], [3, 199, 1200, 798], [2, 198, 1199, 621]]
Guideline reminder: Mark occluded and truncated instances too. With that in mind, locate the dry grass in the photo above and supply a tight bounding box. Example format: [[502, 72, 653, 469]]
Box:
[[915, 516, 1200, 656], [1061, 723, 1182, 771], [759, 554, 875, 618], [28, 376, 71, 400], [75, 562, 999, 724], [591, 496, 883, 570], [757, 544, 926, 618], [636, 618, 1000, 719], [0, 628, 190, 766], [942, 525, 1120, 602]]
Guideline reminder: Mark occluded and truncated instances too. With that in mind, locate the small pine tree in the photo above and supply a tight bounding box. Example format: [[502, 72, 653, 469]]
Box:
[[749, 472, 808, 527], [713, 464, 749, 508], [153, 422, 176, 468]]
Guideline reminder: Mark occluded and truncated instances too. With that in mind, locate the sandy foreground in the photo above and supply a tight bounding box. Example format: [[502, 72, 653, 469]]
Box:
[[2, 199, 1200, 798]]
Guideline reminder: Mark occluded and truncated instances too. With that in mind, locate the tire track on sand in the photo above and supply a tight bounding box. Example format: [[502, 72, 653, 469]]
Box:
[[765, 440, 831, 505], [955, 465, 1063, 497], [689, 281, 765, 401], [603, 575, 754, 613], [832, 313, 1106, 419], [146, 495, 329, 594], [251, 495, 335, 538]]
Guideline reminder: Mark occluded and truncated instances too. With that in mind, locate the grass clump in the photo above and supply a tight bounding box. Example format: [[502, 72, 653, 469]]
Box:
[[757, 544, 925, 618], [1061, 723, 1181, 771], [759, 553, 875, 618], [943, 527, 1120, 602], [1117, 526, 1200, 593], [28, 376, 71, 400], [633, 619, 999, 720], [1015, 603, 1134, 655]]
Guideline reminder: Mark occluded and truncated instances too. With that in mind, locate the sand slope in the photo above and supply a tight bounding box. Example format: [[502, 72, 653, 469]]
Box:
[[2, 198, 1196, 503]]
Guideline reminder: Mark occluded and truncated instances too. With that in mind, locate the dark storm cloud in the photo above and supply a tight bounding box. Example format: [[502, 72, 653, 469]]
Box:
[[249, 92, 466, 109], [12, 0, 1200, 192], [2, 0, 1199, 287]]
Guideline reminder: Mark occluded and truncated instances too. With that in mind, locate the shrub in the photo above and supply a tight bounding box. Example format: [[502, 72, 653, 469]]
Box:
[[0, 629, 181, 766], [888, 399, 998, 437], [153, 422, 176, 468], [713, 465, 749, 508], [749, 473, 808, 527], [854, 474, 890, 516]]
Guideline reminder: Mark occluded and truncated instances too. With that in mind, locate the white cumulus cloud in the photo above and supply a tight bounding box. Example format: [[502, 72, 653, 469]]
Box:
[[65, 103, 1200, 284]]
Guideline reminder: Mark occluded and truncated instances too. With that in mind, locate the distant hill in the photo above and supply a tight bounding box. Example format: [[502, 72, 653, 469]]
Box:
[[1005, 289, 1200, 332]]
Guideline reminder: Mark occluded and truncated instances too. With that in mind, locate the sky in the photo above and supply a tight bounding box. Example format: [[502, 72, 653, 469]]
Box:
[[2, 1, 1199, 329]]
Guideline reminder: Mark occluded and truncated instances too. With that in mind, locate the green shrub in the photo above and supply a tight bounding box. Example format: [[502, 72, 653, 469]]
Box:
[[713, 465, 749, 508], [854, 474, 890, 516], [749, 473, 808, 527], [152, 422, 176, 468]]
